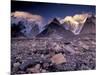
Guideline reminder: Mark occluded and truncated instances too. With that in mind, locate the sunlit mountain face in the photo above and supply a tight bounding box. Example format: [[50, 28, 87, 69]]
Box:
[[61, 13, 94, 34]]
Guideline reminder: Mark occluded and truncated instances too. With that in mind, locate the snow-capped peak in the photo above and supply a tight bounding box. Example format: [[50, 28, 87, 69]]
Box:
[[61, 13, 91, 35]]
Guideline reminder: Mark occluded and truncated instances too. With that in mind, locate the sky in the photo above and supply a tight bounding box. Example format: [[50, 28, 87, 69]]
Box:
[[11, 1, 96, 22]]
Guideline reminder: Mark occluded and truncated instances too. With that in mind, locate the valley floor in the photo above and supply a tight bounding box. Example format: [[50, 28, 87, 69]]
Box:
[[11, 33, 96, 75]]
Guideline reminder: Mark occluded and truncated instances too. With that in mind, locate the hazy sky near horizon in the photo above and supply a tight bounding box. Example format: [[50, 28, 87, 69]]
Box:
[[11, 1, 96, 21]]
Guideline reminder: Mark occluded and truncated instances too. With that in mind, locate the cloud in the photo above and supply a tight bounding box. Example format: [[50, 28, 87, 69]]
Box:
[[11, 11, 44, 25]]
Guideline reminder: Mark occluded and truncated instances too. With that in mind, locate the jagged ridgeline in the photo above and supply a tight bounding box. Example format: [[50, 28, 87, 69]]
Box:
[[11, 11, 96, 39]]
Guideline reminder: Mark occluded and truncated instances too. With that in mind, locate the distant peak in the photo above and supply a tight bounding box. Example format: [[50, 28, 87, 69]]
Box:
[[51, 18, 60, 25]]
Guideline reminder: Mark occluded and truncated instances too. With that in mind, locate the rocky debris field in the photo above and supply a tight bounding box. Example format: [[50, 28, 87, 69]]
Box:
[[11, 34, 96, 75]]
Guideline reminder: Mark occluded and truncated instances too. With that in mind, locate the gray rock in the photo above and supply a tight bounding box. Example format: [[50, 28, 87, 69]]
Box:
[[19, 59, 41, 71], [78, 41, 89, 50], [13, 62, 20, 68], [41, 69, 47, 73], [63, 45, 76, 54]]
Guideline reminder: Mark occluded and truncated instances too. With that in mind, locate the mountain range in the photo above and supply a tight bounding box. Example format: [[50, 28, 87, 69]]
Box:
[[11, 11, 96, 39]]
